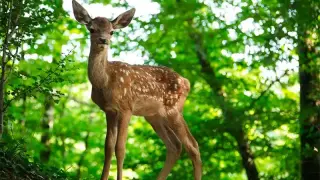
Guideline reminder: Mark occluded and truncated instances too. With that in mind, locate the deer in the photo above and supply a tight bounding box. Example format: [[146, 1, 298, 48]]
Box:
[[72, 1, 201, 180]]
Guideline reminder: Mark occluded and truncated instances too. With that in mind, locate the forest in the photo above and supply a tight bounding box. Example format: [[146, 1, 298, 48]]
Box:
[[0, 0, 319, 179]]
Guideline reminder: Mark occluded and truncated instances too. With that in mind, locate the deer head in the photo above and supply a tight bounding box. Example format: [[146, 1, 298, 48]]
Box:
[[72, 0, 135, 47]]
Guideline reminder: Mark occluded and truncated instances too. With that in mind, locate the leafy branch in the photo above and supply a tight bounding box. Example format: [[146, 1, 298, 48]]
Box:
[[4, 46, 77, 112]]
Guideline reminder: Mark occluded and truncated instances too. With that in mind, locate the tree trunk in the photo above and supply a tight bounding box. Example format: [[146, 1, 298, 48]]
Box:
[[189, 27, 260, 180], [230, 129, 260, 180], [0, 48, 6, 137], [76, 118, 92, 179], [40, 96, 54, 163], [20, 50, 26, 131], [298, 35, 320, 180], [187, 28, 260, 180], [0, 11, 9, 137], [59, 99, 68, 169], [295, 0, 320, 178]]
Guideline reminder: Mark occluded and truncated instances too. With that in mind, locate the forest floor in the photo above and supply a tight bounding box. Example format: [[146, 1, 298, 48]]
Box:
[[0, 138, 70, 180]]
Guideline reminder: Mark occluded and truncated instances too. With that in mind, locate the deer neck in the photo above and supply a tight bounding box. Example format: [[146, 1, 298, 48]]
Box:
[[88, 44, 109, 89]]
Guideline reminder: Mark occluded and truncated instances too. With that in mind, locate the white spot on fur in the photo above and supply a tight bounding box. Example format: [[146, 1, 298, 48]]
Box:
[[120, 77, 124, 82]]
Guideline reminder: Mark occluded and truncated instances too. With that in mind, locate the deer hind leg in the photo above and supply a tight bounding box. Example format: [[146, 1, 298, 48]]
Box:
[[145, 115, 182, 180], [167, 109, 202, 180], [101, 111, 118, 180]]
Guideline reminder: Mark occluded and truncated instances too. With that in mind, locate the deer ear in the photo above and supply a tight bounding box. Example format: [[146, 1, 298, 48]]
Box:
[[72, 0, 92, 25], [111, 8, 136, 29]]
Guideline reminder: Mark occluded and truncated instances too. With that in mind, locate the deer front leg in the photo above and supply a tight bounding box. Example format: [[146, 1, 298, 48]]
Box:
[[101, 112, 118, 180], [115, 111, 132, 180]]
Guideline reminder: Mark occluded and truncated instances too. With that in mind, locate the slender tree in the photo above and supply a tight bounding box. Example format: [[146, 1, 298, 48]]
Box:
[[295, 0, 320, 179]]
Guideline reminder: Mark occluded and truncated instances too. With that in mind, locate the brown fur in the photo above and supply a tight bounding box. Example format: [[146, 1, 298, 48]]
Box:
[[93, 61, 189, 111]]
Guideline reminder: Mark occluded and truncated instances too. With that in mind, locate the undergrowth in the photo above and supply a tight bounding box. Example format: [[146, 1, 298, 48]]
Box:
[[0, 137, 71, 180]]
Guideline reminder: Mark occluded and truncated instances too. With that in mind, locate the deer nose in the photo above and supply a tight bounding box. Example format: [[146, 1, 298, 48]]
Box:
[[99, 38, 108, 44]]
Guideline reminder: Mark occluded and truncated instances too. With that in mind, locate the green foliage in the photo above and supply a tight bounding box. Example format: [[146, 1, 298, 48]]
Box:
[[0, 137, 70, 180], [1, 0, 319, 180], [131, 0, 302, 179]]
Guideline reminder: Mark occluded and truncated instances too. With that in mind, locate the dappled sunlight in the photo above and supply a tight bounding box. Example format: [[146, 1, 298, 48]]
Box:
[[1, 0, 319, 179]]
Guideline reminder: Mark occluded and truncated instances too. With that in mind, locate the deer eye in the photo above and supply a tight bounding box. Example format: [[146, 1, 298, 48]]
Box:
[[89, 28, 95, 33], [110, 31, 114, 35]]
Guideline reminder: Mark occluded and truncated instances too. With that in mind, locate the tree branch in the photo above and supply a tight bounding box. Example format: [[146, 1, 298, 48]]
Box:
[[246, 69, 289, 111], [4, 46, 19, 83], [3, 47, 76, 111]]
